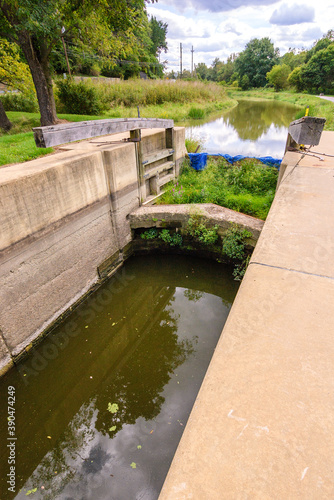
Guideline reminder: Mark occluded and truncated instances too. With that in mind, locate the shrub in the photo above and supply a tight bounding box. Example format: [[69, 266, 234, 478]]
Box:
[[222, 224, 252, 260], [0, 92, 38, 112], [188, 107, 205, 119], [56, 79, 106, 115], [186, 211, 219, 246]]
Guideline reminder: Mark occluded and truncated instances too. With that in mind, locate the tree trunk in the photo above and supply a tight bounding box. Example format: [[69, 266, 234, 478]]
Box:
[[0, 100, 12, 131], [18, 32, 58, 126]]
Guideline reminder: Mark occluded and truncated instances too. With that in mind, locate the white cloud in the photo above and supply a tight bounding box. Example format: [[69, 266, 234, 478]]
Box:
[[158, 0, 280, 13], [270, 3, 315, 25], [147, 0, 334, 72]]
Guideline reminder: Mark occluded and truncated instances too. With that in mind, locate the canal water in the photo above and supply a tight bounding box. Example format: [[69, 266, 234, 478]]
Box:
[[0, 255, 239, 500], [186, 99, 299, 158]]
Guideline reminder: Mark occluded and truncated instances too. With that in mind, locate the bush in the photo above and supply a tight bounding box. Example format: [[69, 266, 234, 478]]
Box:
[[186, 212, 219, 246], [188, 107, 205, 119], [222, 224, 252, 260], [0, 92, 38, 112], [56, 79, 106, 115]]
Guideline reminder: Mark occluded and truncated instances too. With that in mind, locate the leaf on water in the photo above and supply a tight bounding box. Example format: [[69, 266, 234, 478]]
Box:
[[46, 436, 52, 439], [109, 426, 117, 432], [130, 462, 137, 469], [107, 402, 119, 413], [137, 445, 142, 449], [85, 325, 89, 329]]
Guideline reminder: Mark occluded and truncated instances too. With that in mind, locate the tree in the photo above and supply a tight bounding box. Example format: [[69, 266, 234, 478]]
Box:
[[0, 0, 156, 126], [266, 64, 290, 91], [280, 49, 307, 70], [239, 74, 250, 90], [0, 38, 35, 130], [210, 57, 223, 81], [235, 37, 279, 88], [287, 66, 304, 92], [196, 62, 210, 80], [217, 54, 237, 83], [149, 16, 167, 59], [301, 44, 334, 93]]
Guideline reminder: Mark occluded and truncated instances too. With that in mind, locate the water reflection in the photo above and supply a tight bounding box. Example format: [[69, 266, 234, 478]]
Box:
[[187, 100, 299, 158], [0, 255, 238, 500]]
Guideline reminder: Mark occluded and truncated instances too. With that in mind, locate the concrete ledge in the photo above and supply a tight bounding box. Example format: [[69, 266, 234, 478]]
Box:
[[159, 131, 334, 499], [130, 203, 264, 244]]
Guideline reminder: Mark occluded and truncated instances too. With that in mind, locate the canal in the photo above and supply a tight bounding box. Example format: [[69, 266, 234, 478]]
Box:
[[0, 255, 239, 500], [186, 99, 299, 157]]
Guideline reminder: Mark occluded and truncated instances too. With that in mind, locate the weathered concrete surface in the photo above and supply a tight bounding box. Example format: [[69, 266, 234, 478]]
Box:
[[159, 131, 334, 499], [0, 127, 186, 374], [130, 203, 264, 245]]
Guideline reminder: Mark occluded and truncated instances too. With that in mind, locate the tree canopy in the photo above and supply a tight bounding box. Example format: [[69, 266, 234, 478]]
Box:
[[235, 37, 279, 88], [0, 0, 157, 125]]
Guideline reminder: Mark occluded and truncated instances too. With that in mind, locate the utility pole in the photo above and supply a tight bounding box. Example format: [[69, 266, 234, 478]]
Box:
[[180, 43, 182, 79], [61, 27, 72, 78], [191, 46, 194, 76]]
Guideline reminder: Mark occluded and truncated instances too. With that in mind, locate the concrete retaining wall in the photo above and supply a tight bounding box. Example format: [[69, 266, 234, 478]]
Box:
[[0, 127, 186, 376], [158, 130, 334, 499]]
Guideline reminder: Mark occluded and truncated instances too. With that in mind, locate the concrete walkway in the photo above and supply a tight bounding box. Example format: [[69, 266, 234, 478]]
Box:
[[159, 131, 334, 499], [318, 95, 334, 103]]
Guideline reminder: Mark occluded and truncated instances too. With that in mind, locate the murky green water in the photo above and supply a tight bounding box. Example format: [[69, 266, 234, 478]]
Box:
[[0, 255, 239, 500], [186, 99, 299, 157]]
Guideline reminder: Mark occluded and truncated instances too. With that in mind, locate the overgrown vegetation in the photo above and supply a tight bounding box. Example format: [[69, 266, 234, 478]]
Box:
[[186, 211, 219, 246], [158, 157, 278, 220], [140, 228, 182, 246], [139, 214, 252, 280], [54, 79, 233, 116]]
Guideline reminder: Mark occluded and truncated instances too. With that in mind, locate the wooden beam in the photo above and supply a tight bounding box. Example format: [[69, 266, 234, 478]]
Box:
[[33, 118, 174, 148]]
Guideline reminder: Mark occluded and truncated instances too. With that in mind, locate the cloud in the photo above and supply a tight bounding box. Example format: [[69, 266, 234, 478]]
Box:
[[223, 23, 242, 35], [162, 0, 279, 14], [270, 4, 315, 25]]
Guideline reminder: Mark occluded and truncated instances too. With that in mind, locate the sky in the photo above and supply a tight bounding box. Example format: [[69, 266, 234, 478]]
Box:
[[146, 0, 334, 73]]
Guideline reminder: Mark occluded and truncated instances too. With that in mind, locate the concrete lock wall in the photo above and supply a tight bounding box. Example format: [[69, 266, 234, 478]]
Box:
[[0, 127, 186, 376]]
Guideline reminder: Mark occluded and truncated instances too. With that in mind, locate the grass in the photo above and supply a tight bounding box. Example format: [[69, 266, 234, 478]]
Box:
[[228, 88, 334, 130], [0, 132, 53, 166], [157, 157, 278, 220], [0, 80, 237, 166]]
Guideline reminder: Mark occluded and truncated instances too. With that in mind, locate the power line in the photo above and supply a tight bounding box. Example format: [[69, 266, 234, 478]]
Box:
[[51, 48, 165, 68]]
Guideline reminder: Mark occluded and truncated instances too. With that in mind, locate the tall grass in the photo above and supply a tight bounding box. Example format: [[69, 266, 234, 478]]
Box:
[[55, 79, 232, 110], [158, 157, 278, 220]]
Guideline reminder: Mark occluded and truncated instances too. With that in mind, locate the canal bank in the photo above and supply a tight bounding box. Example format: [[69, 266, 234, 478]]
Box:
[[159, 131, 334, 499], [0, 126, 187, 375]]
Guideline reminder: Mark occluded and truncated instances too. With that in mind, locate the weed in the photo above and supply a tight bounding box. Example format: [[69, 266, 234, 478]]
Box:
[[222, 224, 252, 261], [186, 209, 219, 246], [140, 228, 158, 240], [158, 157, 278, 220], [159, 229, 182, 246]]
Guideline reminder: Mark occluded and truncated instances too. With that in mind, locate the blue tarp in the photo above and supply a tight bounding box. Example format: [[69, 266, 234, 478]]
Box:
[[188, 152, 208, 170], [188, 152, 282, 170]]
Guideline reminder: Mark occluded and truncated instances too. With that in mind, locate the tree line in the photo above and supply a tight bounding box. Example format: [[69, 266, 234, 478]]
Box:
[[168, 30, 334, 95], [0, 0, 167, 129]]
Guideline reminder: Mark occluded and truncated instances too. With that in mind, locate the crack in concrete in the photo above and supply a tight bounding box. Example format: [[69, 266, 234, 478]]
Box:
[[250, 261, 334, 282]]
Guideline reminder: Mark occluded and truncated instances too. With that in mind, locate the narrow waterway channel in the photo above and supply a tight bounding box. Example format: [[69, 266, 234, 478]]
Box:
[[186, 99, 299, 157], [0, 255, 239, 500]]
